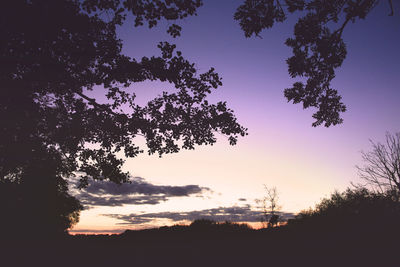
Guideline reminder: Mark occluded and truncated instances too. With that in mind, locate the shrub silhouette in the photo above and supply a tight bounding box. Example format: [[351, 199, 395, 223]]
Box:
[[0, 173, 82, 240], [189, 219, 217, 229], [189, 219, 252, 233], [288, 188, 400, 235]]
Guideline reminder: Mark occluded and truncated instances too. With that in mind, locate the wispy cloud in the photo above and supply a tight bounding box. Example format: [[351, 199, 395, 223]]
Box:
[[103, 205, 295, 225], [69, 177, 210, 208]]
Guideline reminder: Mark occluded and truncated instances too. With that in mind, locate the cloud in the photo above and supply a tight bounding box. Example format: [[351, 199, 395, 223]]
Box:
[[103, 205, 295, 225], [69, 177, 210, 208], [82, 177, 207, 196]]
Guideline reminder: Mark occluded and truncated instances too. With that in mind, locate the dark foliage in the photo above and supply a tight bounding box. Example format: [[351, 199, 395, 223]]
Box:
[[0, 0, 247, 236], [0, 177, 82, 239], [288, 188, 400, 234], [234, 0, 389, 127], [188, 219, 253, 233], [120, 219, 253, 238], [2, 213, 399, 266]]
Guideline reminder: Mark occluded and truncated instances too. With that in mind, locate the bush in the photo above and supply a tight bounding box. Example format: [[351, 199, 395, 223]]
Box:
[[288, 188, 400, 233]]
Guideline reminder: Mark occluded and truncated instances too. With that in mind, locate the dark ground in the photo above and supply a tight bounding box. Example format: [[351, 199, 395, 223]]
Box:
[[1, 222, 398, 267]]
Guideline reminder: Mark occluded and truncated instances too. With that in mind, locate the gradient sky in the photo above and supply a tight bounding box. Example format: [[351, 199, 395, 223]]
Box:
[[71, 0, 400, 233]]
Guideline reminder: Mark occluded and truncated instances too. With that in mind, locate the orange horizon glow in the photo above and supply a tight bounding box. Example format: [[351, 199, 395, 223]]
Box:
[[69, 221, 291, 235]]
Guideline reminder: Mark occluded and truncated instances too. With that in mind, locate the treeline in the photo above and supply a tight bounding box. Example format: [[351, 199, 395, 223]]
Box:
[[63, 186, 400, 252], [2, 187, 399, 266], [65, 187, 399, 266]]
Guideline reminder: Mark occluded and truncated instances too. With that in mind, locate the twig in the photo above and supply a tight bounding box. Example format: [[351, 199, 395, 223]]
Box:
[[76, 92, 116, 115], [388, 0, 394, 16]]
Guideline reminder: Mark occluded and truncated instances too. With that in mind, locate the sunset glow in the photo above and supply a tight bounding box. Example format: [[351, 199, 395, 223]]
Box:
[[66, 1, 400, 234]]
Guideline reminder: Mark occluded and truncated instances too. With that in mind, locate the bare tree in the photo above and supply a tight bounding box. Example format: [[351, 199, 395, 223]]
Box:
[[258, 186, 281, 228], [356, 132, 400, 193]]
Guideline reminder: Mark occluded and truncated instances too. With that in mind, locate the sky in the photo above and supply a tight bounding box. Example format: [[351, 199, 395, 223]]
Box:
[[70, 0, 400, 234]]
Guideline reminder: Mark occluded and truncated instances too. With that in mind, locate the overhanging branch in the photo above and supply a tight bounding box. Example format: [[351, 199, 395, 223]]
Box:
[[76, 92, 117, 115]]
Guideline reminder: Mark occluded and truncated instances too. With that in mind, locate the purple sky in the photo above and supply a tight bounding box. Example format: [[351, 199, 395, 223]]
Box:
[[72, 1, 400, 233]]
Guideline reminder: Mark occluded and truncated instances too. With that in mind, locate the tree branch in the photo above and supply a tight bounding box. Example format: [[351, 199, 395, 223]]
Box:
[[335, 16, 351, 38], [388, 0, 394, 16], [76, 92, 117, 115]]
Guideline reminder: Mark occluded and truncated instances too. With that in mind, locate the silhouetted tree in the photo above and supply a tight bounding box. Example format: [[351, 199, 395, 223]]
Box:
[[289, 188, 400, 231], [234, 0, 395, 127], [259, 186, 281, 227], [1, 0, 246, 236], [0, 158, 83, 239], [356, 132, 400, 194]]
